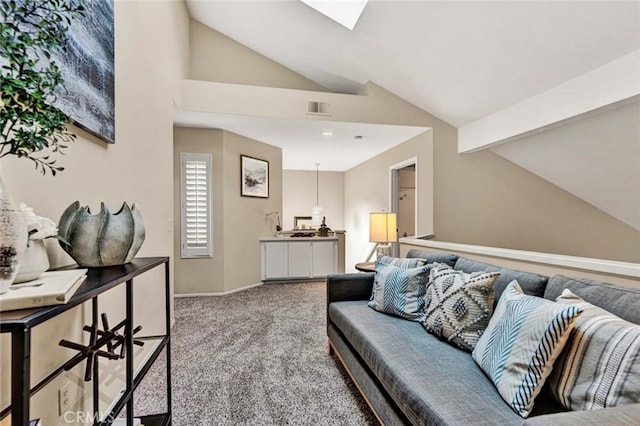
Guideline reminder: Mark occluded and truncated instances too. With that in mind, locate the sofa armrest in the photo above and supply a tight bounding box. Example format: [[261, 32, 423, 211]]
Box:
[[524, 403, 640, 426], [326, 273, 374, 330], [327, 273, 374, 304]]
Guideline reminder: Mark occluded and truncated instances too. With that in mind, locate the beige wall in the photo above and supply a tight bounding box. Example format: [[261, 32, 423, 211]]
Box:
[[173, 129, 282, 295], [190, 20, 327, 92], [184, 6, 638, 271], [338, 84, 639, 265], [176, 17, 314, 293], [222, 131, 282, 292], [282, 170, 345, 231], [0, 0, 190, 422], [433, 136, 640, 263], [345, 132, 434, 271], [173, 127, 225, 294]]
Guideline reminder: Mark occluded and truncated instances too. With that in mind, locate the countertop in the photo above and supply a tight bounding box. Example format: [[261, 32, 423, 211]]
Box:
[[259, 236, 339, 242]]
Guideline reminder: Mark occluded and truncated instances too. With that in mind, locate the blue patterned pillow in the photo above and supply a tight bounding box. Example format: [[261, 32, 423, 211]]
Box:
[[377, 255, 426, 268], [472, 280, 582, 418], [370, 256, 427, 302], [368, 262, 432, 321]]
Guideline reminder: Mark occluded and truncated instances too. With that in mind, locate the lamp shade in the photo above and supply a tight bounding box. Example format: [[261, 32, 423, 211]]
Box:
[[369, 212, 397, 243]]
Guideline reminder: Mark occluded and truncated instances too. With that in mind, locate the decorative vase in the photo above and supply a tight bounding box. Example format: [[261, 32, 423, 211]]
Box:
[[0, 175, 27, 293], [13, 239, 49, 283], [58, 201, 145, 267]]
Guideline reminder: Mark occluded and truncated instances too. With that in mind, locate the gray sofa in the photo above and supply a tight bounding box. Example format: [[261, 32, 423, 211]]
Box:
[[326, 249, 640, 425]]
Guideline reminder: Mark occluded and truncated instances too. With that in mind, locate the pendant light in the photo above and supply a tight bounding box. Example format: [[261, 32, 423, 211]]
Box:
[[311, 163, 324, 227]]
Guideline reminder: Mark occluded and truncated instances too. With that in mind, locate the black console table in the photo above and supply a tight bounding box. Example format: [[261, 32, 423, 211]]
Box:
[[0, 257, 171, 426]]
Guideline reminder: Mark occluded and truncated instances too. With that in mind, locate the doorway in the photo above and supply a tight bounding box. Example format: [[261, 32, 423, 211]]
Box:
[[390, 157, 418, 257]]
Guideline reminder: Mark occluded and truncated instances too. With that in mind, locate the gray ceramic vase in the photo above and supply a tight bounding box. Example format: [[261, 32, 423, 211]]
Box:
[[58, 201, 146, 267]]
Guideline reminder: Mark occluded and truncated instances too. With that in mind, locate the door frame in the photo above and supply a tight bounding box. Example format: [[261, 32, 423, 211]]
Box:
[[389, 157, 418, 256]]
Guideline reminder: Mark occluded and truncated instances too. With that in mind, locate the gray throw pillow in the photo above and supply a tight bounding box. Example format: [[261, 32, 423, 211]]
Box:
[[548, 289, 640, 410]]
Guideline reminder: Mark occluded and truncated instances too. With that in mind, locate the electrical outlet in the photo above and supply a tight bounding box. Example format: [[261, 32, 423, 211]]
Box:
[[58, 381, 71, 416]]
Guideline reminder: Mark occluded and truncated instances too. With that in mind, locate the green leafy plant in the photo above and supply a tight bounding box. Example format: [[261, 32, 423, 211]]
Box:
[[0, 0, 85, 175]]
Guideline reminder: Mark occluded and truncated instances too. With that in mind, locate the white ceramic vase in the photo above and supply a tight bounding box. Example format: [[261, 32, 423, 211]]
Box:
[[13, 239, 49, 284], [0, 174, 27, 293]]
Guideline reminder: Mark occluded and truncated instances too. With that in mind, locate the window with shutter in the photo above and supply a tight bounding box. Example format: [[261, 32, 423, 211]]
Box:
[[181, 153, 212, 258]]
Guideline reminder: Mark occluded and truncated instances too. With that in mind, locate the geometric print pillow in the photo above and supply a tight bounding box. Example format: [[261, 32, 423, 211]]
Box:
[[472, 281, 582, 418], [368, 261, 432, 321], [421, 263, 499, 351], [548, 289, 640, 410]]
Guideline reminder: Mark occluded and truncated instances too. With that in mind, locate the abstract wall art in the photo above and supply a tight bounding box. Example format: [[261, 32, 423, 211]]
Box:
[[54, 0, 115, 143]]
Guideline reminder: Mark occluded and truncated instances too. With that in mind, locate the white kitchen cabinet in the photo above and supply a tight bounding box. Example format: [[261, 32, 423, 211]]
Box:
[[263, 242, 289, 279], [312, 241, 337, 277], [288, 241, 312, 278], [261, 238, 338, 281]]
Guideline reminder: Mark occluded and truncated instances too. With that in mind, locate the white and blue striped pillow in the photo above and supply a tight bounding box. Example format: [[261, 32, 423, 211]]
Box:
[[549, 289, 640, 410], [472, 280, 582, 418], [370, 256, 427, 302], [377, 255, 426, 268], [368, 262, 432, 321]]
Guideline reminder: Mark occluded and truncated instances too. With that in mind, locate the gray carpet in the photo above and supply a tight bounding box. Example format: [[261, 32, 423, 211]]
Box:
[[134, 281, 377, 425]]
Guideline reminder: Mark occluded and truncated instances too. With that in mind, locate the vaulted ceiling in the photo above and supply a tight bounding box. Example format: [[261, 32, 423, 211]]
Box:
[[186, 0, 640, 127], [184, 1, 640, 229]]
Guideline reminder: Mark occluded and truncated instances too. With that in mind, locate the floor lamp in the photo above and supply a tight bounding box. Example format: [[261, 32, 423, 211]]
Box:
[[369, 212, 397, 259]]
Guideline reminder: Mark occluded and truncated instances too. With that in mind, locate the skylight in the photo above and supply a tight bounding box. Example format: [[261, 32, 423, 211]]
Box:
[[300, 0, 369, 31]]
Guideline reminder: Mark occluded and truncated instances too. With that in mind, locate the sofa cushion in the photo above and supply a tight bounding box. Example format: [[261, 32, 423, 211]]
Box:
[[548, 289, 640, 410], [328, 325, 410, 425], [472, 281, 582, 418], [422, 263, 498, 351], [329, 301, 528, 425], [377, 255, 426, 268], [543, 275, 640, 325], [368, 262, 431, 321], [454, 257, 548, 304], [406, 249, 458, 268]]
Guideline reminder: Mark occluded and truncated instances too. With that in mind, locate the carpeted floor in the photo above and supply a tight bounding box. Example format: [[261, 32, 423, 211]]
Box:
[[134, 281, 377, 425]]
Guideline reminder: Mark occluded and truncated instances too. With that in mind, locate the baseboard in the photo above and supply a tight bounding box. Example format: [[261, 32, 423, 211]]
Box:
[[175, 282, 263, 298]]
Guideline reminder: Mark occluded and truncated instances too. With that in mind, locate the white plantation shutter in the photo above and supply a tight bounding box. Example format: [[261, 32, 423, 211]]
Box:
[[181, 153, 212, 258]]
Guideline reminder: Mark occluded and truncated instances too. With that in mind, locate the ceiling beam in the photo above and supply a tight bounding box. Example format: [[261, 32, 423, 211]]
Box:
[[458, 50, 640, 153]]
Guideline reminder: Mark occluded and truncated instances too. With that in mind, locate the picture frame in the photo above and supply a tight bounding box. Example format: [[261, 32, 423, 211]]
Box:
[[241, 155, 269, 198], [293, 216, 315, 230]]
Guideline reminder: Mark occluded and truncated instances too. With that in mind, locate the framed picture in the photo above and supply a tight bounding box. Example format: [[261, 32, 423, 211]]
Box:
[[241, 155, 269, 198], [293, 216, 315, 230]]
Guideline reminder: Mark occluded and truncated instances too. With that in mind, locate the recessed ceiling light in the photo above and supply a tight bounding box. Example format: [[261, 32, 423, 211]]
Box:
[[300, 0, 369, 31], [354, 135, 363, 140], [321, 130, 334, 137]]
